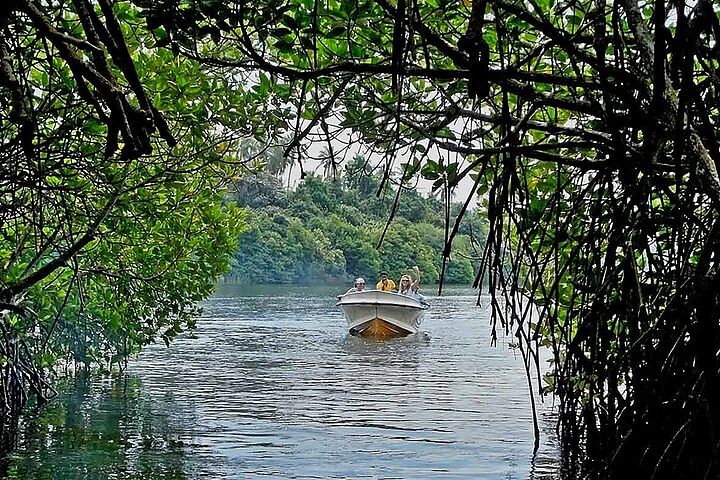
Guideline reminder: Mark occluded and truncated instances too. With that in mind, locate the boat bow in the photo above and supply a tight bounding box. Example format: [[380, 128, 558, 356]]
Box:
[[336, 290, 428, 337]]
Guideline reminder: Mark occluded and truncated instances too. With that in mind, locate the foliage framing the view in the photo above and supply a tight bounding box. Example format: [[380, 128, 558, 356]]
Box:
[[0, 0, 249, 453], [131, 0, 720, 477]]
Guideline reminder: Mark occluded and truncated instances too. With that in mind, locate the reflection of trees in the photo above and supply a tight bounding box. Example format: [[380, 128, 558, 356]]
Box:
[[8, 374, 193, 480]]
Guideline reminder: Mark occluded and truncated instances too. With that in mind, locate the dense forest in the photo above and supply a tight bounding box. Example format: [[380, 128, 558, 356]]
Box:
[[225, 155, 485, 285]]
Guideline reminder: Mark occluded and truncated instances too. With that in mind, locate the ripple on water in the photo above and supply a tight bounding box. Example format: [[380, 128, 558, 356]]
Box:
[[8, 285, 559, 480]]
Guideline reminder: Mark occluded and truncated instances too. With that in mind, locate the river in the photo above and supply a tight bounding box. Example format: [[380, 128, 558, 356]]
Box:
[[4, 285, 560, 479]]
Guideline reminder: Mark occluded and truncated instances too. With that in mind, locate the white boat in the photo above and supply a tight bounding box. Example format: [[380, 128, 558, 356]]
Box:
[[336, 290, 428, 337]]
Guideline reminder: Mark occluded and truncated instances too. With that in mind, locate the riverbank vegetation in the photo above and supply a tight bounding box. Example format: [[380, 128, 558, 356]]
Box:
[[0, 1, 246, 455], [225, 155, 484, 284]]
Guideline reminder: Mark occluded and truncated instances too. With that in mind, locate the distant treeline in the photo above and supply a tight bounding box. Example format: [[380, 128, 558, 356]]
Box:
[[224, 157, 487, 285]]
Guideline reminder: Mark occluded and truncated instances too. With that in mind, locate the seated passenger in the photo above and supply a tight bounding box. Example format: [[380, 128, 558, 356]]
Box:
[[398, 266, 420, 295], [345, 277, 367, 294], [376, 271, 396, 292], [398, 266, 428, 305]]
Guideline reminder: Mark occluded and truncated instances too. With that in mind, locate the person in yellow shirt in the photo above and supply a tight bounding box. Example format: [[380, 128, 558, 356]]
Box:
[[376, 271, 396, 292]]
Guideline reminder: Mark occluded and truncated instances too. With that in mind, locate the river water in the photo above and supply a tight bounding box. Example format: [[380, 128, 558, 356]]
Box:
[[4, 285, 559, 479]]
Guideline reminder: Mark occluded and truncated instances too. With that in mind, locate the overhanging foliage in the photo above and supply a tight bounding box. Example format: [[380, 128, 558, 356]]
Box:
[[130, 0, 720, 477], [0, 0, 250, 452]]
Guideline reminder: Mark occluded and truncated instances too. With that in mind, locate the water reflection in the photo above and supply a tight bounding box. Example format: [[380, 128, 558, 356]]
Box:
[[341, 332, 430, 367], [5, 373, 205, 480], [3, 285, 560, 479]]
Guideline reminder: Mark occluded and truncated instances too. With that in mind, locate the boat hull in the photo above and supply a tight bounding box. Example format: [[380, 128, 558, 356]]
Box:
[[336, 290, 427, 337]]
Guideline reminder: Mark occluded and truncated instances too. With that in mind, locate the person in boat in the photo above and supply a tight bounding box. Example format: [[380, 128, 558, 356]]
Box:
[[398, 266, 428, 304], [375, 271, 396, 292], [345, 277, 367, 294], [398, 266, 420, 295]]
